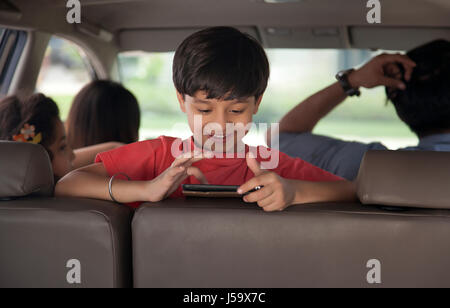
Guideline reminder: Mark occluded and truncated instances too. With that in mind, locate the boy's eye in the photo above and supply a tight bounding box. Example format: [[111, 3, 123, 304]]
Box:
[[231, 109, 245, 114], [60, 145, 67, 151], [198, 109, 212, 114]]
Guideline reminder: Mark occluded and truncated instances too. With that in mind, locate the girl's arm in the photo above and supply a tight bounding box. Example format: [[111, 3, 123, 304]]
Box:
[[73, 142, 124, 169]]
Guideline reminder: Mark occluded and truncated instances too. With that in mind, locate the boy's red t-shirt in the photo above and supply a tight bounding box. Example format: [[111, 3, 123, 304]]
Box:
[[95, 136, 342, 208]]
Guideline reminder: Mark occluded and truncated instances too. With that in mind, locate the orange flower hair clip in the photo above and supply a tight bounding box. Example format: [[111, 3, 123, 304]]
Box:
[[13, 124, 42, 144]]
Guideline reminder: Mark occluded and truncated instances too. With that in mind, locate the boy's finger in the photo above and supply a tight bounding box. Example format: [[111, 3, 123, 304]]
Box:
[[238, 173, 273, 195], [246, 152, 263, 176], [176, 150, 204, 159], [186, 166, 209, 184], [172, 155, 194, 167], [262, 203, 284, 212], [167, 166, 186, 178], [257, 195, 278, 209], [238, 177, 261, 195], [173, 155, 204, 168], [189, 157, 205, 164], [180, 157, 204, 170], [167, 176, 191, 197], [244, 186, 273, 203], [169, 166, 205, 193]]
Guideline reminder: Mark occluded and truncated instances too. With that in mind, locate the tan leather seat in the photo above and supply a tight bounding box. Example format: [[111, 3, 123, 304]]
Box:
[[132, 198, 450, 288], [131, 151, 450, 287], [357, 150, 450, 209], [4, 143, 450, 287], [0, 141, 133, 288]]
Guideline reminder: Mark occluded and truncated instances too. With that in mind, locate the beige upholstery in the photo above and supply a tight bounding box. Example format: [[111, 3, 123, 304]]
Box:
[[0, 197, 133, 288], [3, 143, 450, 287], [0, 141, 54, 199], [0, 141, 133, 288], [132, 198, 450, 288], [357, 150, 450, 209]]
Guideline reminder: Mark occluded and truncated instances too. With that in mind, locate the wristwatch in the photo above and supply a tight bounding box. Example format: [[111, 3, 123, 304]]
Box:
[[335, 69, 361, 97]]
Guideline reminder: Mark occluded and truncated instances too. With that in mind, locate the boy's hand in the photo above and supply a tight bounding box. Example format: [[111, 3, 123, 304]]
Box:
[[144, 151, 209, 202], [238, 153, 296, 212], [348, 53, 416, 90]]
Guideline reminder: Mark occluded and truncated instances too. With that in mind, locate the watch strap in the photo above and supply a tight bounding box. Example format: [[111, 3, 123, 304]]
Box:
[[336, 69, 361, 97]]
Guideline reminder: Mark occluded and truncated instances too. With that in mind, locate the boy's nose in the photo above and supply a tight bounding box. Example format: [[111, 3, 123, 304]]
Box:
[[211, 113, 229, 134]]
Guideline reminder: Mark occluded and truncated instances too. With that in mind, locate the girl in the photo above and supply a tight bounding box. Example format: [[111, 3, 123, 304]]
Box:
[[66, 80, 141, 150], [0, 93, 122, 181]]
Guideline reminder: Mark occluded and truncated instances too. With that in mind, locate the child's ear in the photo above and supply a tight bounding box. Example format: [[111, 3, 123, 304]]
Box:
[[176, 91, 186, 113], [253, 95, 264, 114]]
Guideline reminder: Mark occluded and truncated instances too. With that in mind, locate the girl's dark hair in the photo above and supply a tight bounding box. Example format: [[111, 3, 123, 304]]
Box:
[[0, 93, 60, 160], [66, 80, 141, 149], [173, 26, 270, 101]]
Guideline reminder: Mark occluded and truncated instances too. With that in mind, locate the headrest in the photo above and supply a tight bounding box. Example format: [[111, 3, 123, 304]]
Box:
[[0, 141, 54, 199], [357, 150, 450, 209]]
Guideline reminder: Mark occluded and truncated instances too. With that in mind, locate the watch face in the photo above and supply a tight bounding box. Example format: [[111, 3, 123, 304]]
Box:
[[336, 69, 360, 96], [336, 71, 345, 80], [341, 69, 353, 76], [336, 69, 353, 79]]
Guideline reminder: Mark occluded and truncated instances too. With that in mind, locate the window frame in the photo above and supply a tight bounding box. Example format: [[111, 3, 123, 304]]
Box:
[[0, 28, 28, 95]]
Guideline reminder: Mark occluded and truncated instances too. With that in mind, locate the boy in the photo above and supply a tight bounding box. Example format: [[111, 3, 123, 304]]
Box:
[[55, 27, 356, 212]]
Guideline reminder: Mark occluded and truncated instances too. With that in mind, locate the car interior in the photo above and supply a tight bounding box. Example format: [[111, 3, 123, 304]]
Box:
[[1, 0, 450, 288]]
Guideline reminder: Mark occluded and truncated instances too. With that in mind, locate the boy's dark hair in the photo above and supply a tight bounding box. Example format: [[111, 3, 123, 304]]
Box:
[[66, 80, 141, 149], [0, 93, 60, 159], [173, 26, 270, 101], [387, 39, 450, 137]]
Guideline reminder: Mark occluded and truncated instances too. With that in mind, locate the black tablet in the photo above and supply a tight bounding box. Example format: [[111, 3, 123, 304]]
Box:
[[182, 184, 262, 198]]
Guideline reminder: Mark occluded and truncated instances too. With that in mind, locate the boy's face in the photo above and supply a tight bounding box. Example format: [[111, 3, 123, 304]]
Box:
[[177, 90, 262, 153]]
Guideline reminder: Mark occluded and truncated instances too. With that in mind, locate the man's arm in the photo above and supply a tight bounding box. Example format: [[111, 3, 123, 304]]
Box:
[[278, 82, 347, 134], [277, 54, 416, 136]]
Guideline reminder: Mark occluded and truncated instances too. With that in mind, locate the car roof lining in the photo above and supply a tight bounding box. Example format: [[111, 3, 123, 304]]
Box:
[[2, 0, 450, 53], [0, 0, 449, 87]]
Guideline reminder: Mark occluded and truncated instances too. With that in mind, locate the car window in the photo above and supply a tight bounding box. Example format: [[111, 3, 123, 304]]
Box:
[[118, 49, 417, 149], [0, 27, 27, 95], [36, 36, 93, 120]]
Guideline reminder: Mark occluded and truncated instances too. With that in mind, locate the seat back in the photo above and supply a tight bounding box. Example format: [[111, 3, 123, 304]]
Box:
[[0, 141, 133, 288], [357, 150, 450, 209], [132, 198, 450, 288], [0, 141, 53, 199]]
